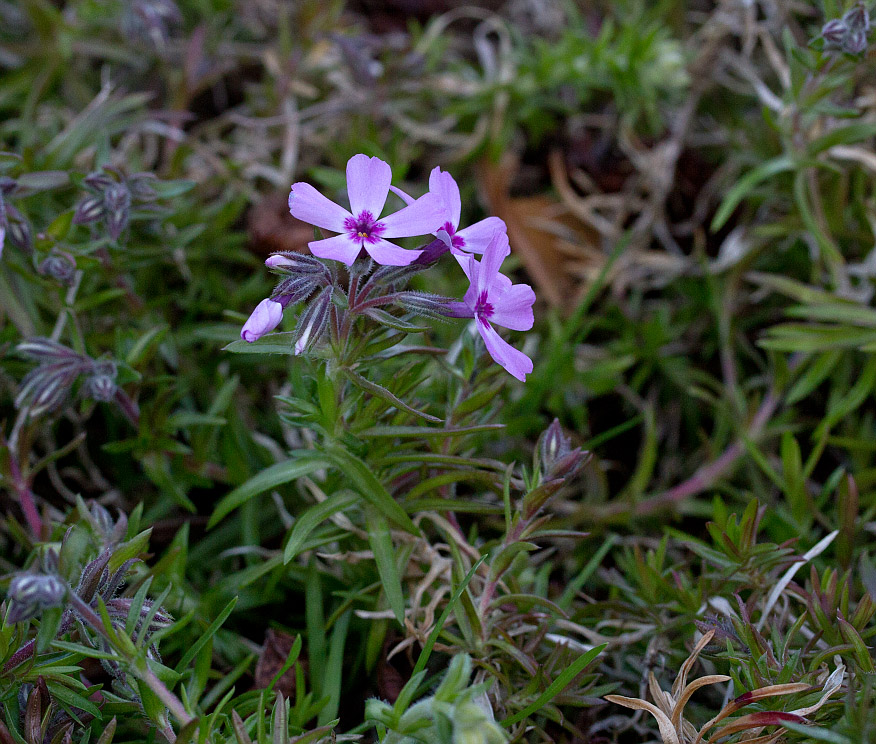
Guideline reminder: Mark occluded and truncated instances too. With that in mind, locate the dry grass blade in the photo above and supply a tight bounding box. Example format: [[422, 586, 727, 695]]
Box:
[[604, 695, 681, 744], [694, 683, 811, 744], [670, 675, 732, 728]]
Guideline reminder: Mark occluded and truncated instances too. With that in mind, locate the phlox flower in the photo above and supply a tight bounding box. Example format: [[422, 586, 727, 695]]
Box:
[[448, 232, 535, 381], [392, 166, 506, 257], [288, 154, 444, 267]]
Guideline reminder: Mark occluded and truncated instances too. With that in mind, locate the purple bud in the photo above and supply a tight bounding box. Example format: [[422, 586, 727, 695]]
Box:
[[73, 195, 105, 225], [822, 18, 849, 47], [39, 254, 76, 285], [103, 183, 131, 240], [394, 290, 455, 320], [844, 2, 870, 33], [5, 206, 32, 253], [845, 28, 868, 53], [241, 298, 285, 342], [84, 171, 115, 191], [6, 573, 66, 623], [536, 418, 590, 481], [85, 374, 118, 402], [293, 286, 333, 355], [266, 252, 327, 275], [413, 237, 451, 266], [272, 275, 320, 305]]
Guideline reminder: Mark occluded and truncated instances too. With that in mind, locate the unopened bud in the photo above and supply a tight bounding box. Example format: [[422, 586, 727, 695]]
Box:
[[103, 183, 131, 240], [266, 252, 326, 274], [73, 195, 105, 225], [6, 573, 66, 623], [85, 374, 118, 402], [413, 237, 450, 266], [271, 274, 321, 305], [84, 171, 114, 191], [536, 418, 590, 481], [39, 254, 76, 285], [6, 207, 32, 253], [844, 1, 870, 33], [394, 290, 454, 320], [293, 286, 332, 355]]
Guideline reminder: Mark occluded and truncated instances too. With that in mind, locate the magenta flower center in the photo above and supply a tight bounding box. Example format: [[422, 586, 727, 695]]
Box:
[[440, 221, 466, 249], [344, 211, 386, 244], [474, 290, 494, 325]]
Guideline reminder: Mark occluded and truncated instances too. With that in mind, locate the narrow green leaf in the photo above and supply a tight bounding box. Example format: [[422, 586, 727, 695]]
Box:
[[324, 444, 419, 534], [318, 610, 351, 726], [366, 508, 406, 626], [174, 596, 238, 674], [500, 644, 606, 727], [223, 333, 297, 355], [343, 368, 441, 423], [283, 491, 358, 564], [712, 156, 795, 230], [411, 556, 487, 678], [208, 454, 328, 528]]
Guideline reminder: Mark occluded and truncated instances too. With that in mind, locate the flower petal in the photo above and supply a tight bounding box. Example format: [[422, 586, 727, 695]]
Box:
[[364, 238, 423, 266], [240, 298, 284, 342], [346, 154, 392, 217], [309, 234, 364, 265], [429, 167, 461, 228], [492, 283, 536, 331], [478, 321, 533, 381], [380, 192, 444, 238], [288, 183, 351, 232], [455, 217, 507, 254], [477, 231, 510, 297], [389, 184, 416, 206]]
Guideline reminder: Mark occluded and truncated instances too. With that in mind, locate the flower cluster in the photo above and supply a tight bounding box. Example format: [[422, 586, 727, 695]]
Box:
[[240, 154, 536, 381], [822, 2, 870, 54]]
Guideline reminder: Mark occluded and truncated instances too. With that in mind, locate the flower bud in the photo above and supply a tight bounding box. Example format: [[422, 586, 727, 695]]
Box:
[[6, 206, 32, 253], [535, 418, 590, 481], [271, 275, 322, 305], [413, 237, 450, 266], [241, 298, 285, 342], [84, 171, 114, 191], [845, 28, 868, 53], [265, 252, 326, 274], [85, 373, 118, 402], [394, 290, 455, 320], [103, 183, 131, 239], [844, 2, 870, 33], [821, 18, 848, 48], [293, 286, 332, 355], [39, 254, 76, 285], [73, 195, 105, 225], [6, 573, 66, 623]]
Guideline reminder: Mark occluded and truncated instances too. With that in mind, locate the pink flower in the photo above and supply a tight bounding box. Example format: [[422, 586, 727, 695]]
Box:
[[288, 154, 444, 267], [448, 232, 535, 381], [240, 298, 285, 342], [392, 166, 506, 256]]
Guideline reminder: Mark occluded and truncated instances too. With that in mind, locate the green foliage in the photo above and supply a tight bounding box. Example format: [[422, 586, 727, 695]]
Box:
[[3, 0, 876, 742]]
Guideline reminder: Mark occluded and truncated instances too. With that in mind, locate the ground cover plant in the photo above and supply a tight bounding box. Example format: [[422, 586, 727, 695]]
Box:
[[1, 0, 876, 742]]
